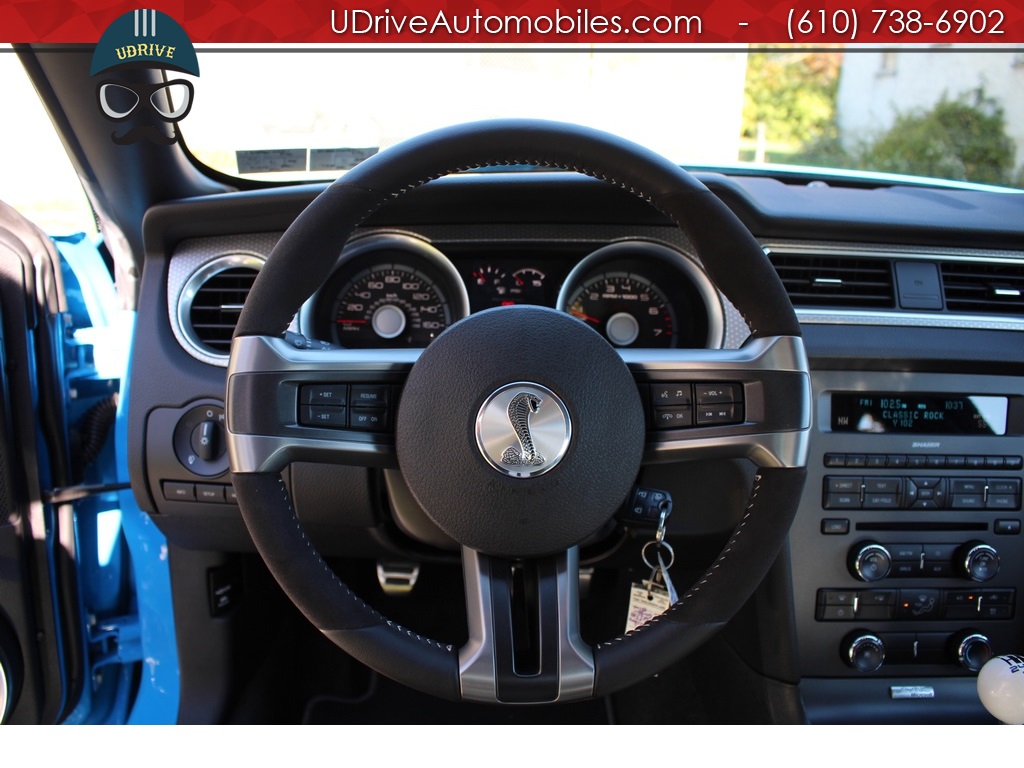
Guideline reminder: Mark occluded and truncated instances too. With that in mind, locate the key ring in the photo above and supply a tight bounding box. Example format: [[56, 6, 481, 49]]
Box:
[[641, 539, 675, 571]]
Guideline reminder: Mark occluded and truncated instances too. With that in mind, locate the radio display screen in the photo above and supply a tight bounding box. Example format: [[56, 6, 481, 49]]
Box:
[[831, 393, 1008, 435]]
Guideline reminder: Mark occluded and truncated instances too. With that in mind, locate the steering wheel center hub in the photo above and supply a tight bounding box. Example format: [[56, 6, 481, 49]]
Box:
[[475, 382, 571, 478], [395, 305, 644, 558]]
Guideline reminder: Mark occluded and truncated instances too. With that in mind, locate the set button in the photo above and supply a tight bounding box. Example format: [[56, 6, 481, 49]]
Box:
[[297, 383, 393, 432]]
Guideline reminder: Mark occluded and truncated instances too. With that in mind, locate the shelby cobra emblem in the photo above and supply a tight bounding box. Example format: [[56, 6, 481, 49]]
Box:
[[475, 382, 572, 478]]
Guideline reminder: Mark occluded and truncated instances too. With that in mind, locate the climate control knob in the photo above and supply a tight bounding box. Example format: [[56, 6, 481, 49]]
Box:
[[845, 633, 885, 672], [959, 542, 999, 582], [952, 632, 993, 672], [849, 543, 892, 583]]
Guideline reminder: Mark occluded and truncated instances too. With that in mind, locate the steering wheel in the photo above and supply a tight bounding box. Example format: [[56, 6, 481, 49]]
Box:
[[226, 119, 810, 704]]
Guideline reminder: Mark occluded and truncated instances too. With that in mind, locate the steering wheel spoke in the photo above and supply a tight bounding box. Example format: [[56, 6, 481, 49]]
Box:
[[459, 546, 594, 704], [624, 335, 812, 468], [226, 334, 417, 473]]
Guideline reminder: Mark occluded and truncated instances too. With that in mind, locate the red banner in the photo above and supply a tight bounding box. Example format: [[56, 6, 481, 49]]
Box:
[[3, 0, 1024, 43]]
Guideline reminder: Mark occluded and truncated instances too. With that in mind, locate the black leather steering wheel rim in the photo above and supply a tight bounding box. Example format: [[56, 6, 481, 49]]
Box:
[[228, 119, 809, 703]]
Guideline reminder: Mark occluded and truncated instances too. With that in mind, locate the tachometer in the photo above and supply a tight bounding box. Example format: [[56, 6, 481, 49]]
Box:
[[331, 264, 451, 348], [556, 241, 725, 349], [565, 272, 675, 347]]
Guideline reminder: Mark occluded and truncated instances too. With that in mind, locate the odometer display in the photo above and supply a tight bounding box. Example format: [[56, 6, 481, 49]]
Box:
[[565, 272, 675, 348], [331, 263, 451, 348]]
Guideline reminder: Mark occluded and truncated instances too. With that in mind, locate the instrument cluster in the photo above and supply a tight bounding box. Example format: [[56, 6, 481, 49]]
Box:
[[300, 233, 725, 350]]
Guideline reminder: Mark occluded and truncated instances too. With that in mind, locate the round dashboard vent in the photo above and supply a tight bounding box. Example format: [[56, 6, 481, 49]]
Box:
[[178, 255, 263, 362]]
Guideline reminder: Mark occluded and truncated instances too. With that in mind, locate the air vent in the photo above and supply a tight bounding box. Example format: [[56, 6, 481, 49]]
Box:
[[941, 261, 1024, 316], [766, 251, 895, 308], [178, 255, 263, 361]]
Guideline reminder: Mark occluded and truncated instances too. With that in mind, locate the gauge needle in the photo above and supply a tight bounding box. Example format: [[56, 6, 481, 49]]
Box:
[[570, 310, 600, 324]]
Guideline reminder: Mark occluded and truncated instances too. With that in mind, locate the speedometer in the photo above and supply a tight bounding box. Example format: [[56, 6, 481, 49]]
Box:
[[565, 272, 675, 347], [305, 233, 470, 349], [331, 264, 451, 348]]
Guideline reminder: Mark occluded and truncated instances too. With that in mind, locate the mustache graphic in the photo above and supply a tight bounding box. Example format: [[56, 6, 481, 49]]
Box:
[[111, 124, 178, 145]]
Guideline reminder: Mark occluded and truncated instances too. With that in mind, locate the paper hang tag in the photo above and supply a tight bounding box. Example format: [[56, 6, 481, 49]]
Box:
[[625, 581, 672, 633]]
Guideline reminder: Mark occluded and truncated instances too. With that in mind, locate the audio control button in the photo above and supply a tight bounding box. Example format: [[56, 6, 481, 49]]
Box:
[[951, 478, 986, 494], [864, 478, 901, 494], [890, 544, 922, 561], [951, 494, 985, 509], [864, 494, 899, 509], [828, 476, 861, 493], [826, 493, 861, 510], [850, 543, 892, 582]]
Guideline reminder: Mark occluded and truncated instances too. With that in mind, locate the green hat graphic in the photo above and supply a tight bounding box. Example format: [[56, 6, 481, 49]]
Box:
[[90, 9, 199, 77]]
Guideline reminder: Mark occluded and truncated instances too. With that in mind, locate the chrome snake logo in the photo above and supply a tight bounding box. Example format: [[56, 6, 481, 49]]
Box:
[[476, 382, 571, 478], [501, 392, 546, 467]]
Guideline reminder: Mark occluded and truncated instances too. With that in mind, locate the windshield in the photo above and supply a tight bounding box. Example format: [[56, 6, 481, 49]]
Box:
[[178, 46, 1023, 188]]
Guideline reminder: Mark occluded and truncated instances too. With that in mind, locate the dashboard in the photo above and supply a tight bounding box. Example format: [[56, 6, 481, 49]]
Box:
[[132, 169, 1024, 723]]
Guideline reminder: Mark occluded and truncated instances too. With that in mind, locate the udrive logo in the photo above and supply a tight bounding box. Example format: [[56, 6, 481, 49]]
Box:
[[90, 9, 200, 145]]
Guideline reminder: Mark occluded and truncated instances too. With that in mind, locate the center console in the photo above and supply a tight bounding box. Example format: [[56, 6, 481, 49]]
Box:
[[792, 370, 1024, 722]]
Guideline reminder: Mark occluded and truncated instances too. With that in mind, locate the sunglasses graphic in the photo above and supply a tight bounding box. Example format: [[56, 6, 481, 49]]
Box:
[[96, 80, 194, 122]]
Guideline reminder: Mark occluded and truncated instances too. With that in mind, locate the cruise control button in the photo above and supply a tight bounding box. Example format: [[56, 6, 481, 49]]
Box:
[[300, 405, 347, 428], [300, 384, 348, 406], [349, 408, 388, 431], [350, 385, 389, 406]]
